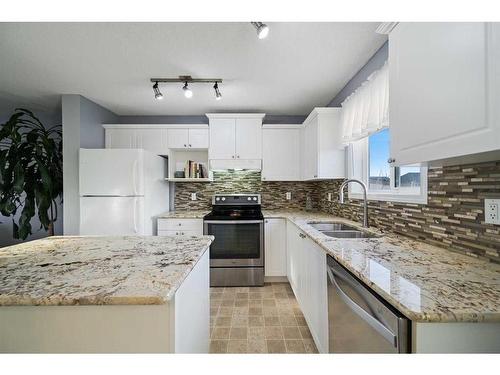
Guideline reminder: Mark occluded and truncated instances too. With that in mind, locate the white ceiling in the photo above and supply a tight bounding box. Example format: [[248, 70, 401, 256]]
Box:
[[0, 22, 386, 116]]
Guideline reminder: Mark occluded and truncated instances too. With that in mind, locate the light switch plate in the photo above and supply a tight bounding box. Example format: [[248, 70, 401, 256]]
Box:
[[286, 192, 291, 200], [191, 193, 197, 201], [327, 193, 332, 202], [485, 199, 500, 225]]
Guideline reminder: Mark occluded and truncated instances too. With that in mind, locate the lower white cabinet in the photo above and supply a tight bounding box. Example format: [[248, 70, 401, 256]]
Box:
[[157, 219, 203, 236], [286, 223, 328, 353], [264, 219, 287, 277]]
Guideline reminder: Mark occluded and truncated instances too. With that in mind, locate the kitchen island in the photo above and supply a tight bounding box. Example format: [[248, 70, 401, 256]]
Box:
[[0, 235, 213, 353]]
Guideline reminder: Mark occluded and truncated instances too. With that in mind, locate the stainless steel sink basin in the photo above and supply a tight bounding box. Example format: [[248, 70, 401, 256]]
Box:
[[309, 222, 359, 232], [321, 230, 376, 239]]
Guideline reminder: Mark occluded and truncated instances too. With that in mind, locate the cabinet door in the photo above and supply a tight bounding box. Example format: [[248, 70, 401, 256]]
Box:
[[136, 128, 168, 155], [262, 127, 301, 181], [389, 22, 500, 165], [304, 237, 328, 353], [286, 223, 299, 293], [105, 128, 137, 148], [188, 128, 209, 149], [167, 129, 189, 149], [264, 219, 287, 277], [235, 118, 262, 159], [302, 119, 318, 179], [209, 119, 236, 159]]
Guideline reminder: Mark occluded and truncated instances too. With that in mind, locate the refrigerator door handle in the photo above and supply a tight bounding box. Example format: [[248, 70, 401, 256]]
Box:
[[327, 266, 397, 347], [132, 159, 139, 196], [133, 197, 138, 233]]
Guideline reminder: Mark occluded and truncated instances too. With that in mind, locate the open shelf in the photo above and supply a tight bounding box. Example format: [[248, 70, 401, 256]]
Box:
[[165, 177, 212, 182]]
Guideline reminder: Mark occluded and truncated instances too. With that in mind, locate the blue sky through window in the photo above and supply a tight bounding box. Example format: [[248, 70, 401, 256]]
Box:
[[369, 128, 390, 178]]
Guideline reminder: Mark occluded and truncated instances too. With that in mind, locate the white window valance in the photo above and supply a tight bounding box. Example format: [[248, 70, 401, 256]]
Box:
[[340, 61, 389, 144]]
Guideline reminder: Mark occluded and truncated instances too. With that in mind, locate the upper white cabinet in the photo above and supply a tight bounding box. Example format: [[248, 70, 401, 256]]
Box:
[[207, 114, 265, 167], [104, 125, 209, 155], [167, 128, 209, 150], [389, 22, 500, 165], [262, 125, 302, 181], [300, 108, 345, 180]]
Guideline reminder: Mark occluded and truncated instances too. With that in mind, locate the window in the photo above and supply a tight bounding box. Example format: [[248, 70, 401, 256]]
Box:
[[347, 128, 427, 204]]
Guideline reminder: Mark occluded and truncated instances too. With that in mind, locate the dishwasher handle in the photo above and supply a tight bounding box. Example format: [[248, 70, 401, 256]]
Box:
[[327, 266, 398, 347]]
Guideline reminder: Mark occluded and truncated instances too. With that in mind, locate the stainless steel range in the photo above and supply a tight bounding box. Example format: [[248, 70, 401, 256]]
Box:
[[203, 194, 264, 287]]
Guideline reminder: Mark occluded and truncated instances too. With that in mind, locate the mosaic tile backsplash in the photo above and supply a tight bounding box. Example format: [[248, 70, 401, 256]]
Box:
[[173, 161, 500, 263]]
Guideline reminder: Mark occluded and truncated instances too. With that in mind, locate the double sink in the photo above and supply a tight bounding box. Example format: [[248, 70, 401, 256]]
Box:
[[309, 222, 378, 239]]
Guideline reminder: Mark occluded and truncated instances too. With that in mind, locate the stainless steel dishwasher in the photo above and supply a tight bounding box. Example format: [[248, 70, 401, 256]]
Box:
[[327, 255, 410, 353]]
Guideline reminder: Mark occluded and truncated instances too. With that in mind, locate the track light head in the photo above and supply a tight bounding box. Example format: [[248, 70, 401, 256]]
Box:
[[213, 82, 222, 100], [153, 82, 163, 100], [251, 22, 269, 39], [183, 81, 193, 98]]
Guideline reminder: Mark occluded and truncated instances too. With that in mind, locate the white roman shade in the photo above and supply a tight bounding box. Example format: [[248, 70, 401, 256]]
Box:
[[340, 61, 389, 144]]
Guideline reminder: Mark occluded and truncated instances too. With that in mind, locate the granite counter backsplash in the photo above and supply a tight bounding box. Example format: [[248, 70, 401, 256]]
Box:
[[173, 161, 499, 263]]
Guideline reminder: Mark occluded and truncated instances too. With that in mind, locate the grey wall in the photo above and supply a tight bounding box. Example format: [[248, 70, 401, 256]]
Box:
[[62, 95, 118, 235], [328, 42, 388, 107], [118, 114, 306, 125], [0, 105, 63, 247]]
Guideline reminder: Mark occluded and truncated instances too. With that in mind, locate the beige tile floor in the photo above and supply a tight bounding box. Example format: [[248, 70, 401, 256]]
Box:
[[209, 282, 318, 354]]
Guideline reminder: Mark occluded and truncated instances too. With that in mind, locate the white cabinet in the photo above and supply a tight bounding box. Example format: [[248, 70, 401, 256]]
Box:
[[207, 114, 265, 166], [157, 218, 203, 236], [207, 118, 236, 159], [262, 125, 301, 181], [300, 108, 345, 180], [136, 128, 168, 154], [286, 223, 328, 353], [264, 219, 287, 277], [389, 22, 500, 165], [167, 128, 209, 150], [105, 128, 137, 149]]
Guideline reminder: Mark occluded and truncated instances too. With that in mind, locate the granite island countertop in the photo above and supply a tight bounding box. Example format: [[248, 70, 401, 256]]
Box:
[[263, 210, 500, 323], [0, 235, 213, 306]]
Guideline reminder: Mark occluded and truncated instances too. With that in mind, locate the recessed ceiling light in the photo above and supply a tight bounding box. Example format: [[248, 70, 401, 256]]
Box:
[[183, 82, 193, 98], [251, 22, 269, 39], [152, 82, 163, 100]]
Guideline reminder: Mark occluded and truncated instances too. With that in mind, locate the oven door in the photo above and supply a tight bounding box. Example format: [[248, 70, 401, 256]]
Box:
[[204, 220, 264, 267]]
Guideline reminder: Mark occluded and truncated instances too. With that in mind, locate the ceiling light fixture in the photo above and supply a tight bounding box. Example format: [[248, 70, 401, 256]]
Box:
[[213, 82, 222, 100], [251, 22, 269, 39], [182, 81, 193, 98], [152, 81, 163, 100], [149, 76, 222, 100]]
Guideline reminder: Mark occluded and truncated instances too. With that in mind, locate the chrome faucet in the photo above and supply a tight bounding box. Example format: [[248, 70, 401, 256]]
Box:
[[338, 179, 369, 228]]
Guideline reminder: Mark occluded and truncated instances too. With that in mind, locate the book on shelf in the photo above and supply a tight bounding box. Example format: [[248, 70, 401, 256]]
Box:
[[182, 160, 207, 179]]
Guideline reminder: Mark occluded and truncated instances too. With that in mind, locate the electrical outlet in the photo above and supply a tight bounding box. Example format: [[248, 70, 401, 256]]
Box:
[[327, 193, 332, 202], [485, 199, 500, 225], [286, 192, 292, 200], [191, 193, 197, 201]]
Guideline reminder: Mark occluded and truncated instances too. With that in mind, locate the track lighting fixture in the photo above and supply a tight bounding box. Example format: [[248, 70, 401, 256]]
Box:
[[214, 82, 222, 100], [251, 22, 269, 39], [182, 82, 193, 98], [149, 76, 222, 100], [152, 81, 163, 100]]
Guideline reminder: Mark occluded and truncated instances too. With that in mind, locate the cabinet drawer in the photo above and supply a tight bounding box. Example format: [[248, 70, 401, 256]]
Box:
[[157, 219, 203, 232], [158, 229, 200, 236]]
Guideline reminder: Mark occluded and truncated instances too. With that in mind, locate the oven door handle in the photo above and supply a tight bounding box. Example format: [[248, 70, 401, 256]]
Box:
[[204, 220, 263, 224]]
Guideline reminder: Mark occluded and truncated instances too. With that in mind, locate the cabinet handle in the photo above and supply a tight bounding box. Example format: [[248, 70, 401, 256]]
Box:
[[314, 174, 318, 178], [178, 223, 182, 226], [265, 220, 268, 223], [189, 144, 192, 147], [387, 158, 396, 164], [184, 144, 187, 147], [181, 232, 185, 235], [176, 232, 179, 235], [237, 155, 240, 158], [232, 155, 235, 159], [298, 233, 306, 238]]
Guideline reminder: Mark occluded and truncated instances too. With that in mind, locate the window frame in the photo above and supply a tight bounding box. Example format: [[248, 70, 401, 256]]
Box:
[[347, 130, 428, 204]]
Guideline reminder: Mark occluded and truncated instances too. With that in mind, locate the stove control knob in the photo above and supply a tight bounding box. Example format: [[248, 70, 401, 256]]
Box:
[[253, 197, 258, 201], [221, 197, 226, 201], [215, 197, 220, 201], [247, 197, 252, 201]]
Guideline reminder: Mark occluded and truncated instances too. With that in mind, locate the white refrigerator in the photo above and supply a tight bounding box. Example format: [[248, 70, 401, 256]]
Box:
[[79, 148, 169, 235]]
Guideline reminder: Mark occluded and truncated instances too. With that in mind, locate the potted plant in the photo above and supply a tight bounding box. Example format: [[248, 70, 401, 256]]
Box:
[[0, 108, 62, 239]]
